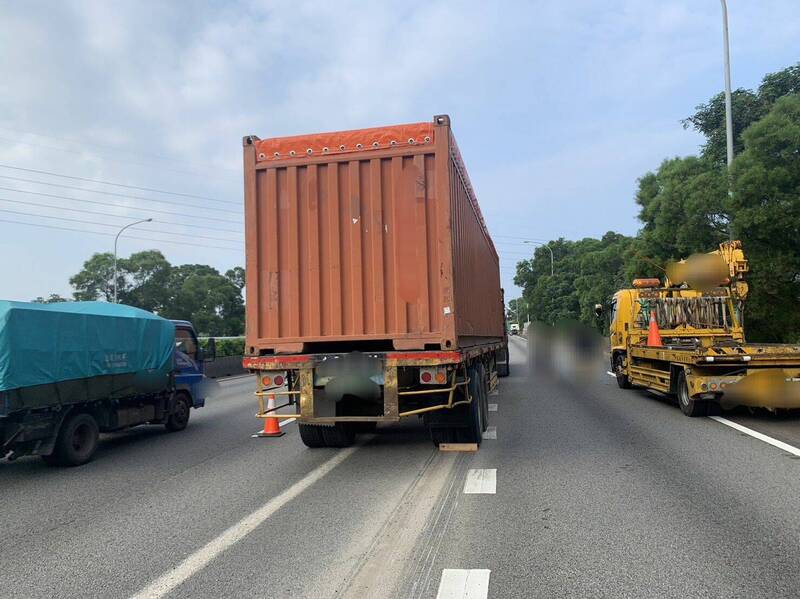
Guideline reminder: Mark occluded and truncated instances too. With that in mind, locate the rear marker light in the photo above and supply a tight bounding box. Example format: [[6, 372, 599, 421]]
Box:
[[261, 375, 272, 387], [421, 371, 432, 383], [435, 372, 446, 384], [274, 375, 285, 386]]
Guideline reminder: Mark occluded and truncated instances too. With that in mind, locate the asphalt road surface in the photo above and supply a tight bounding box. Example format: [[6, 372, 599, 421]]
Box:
[[3, 337, 800, 598]]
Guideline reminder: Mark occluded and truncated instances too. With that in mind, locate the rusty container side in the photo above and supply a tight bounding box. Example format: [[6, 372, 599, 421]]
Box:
[[243, 115, 501, 355], [447, 130, 504, 346]]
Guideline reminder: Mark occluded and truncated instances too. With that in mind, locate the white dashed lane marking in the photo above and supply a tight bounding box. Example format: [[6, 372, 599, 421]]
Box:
[[488, 404, 498, 412], [484, 426, 497, 440], [436, 569, 491, 599], [606, 371, 616, 377], [463, 469, 497, 494]]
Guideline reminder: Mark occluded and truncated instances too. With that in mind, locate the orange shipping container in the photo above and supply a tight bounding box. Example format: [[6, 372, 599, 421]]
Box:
[[243, 115, 504, 355]]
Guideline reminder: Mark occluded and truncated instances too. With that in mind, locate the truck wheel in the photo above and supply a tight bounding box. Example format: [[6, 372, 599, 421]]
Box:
[[614, 354, 632, 389], [429, 426, 456, 446], [677, 371, 707, 417], [496, 348, 510, 378], [460, 366, 483, 444], [477, 363, 489, 432], [46, 412, 99, 467], [321, 423, 356, 448], [298, 423, 327, 448], [165, 393, 192, 432], [497, 361, 510, 377]]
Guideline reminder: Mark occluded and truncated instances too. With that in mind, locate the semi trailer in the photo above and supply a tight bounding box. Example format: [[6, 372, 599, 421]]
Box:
[[0, 301, 211, 465], [242, 115, 509, 447]]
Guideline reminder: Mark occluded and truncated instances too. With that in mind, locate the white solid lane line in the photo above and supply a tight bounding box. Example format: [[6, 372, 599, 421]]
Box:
[[484, 426, 497, 440], [606, 371, 616, 377], [130, 445, 359, 599], [436, 569, 491, 599], [488, 403, 498, 412], [709, 416, 800, 458], [463, 469, 497, 494]]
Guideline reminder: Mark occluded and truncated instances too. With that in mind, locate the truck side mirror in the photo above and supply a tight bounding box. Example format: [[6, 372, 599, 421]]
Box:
[[205, 337, 217, 362], [594, 304, 604, 318]]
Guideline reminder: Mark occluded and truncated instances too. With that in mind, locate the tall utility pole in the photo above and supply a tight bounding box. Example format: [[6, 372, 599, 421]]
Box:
[[113, 218, 152, 303], [720, 0, 735, 240], [720, 0, 734, 170]]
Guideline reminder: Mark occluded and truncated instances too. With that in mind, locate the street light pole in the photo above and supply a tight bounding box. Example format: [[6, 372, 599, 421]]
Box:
[[720, 0, 734, 170], [113, 218, 152, 303], [720, 0, 735, 240]]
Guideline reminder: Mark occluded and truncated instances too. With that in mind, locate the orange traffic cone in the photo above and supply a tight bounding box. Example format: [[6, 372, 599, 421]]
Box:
[[647, 310, 663, 347], [253, 393, 285, 438]]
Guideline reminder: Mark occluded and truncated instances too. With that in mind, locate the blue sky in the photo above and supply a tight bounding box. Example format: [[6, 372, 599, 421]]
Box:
[[0, 1, 798, 302]]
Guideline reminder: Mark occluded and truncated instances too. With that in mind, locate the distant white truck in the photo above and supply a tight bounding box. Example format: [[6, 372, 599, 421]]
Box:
[[509, 323, 520, 335]]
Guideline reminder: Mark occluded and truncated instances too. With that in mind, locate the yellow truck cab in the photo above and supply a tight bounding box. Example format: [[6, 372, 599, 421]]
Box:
[[608, 242, 800, 416]]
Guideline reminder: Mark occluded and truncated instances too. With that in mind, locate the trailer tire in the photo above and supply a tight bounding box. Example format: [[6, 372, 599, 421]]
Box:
[[677, 371, 708, 417], [459, 365, 483, 444], [614, 354, 632, 389], [477, 363, 489, 432], [45, 412, 99, 467], [321, 423, 356, 448], [429, 426, 457, 446], [496, 349, 510, 378], [165, 393, 192, 432], [298, 423, 328, 448]]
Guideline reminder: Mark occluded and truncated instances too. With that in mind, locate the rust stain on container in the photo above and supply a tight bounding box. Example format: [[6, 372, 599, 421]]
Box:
[[243, 115, 503, 354]]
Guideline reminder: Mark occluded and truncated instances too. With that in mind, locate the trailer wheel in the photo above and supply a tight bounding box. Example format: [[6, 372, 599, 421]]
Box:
[[677, 371, 707, 417], [298, 423, 327, 448], [477, 363, 489, 432], [165, 393, 191, 432], [429, 426, 457, 446], [496, 348, 510, 378], [321, 423, 356, 448], [45, 412, 99, 467], [458, 365, 483, 444], [614, 354, 631, 389]]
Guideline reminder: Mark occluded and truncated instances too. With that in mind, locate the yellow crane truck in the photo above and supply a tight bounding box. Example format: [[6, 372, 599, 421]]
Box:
[[606, 241, 800, 416]]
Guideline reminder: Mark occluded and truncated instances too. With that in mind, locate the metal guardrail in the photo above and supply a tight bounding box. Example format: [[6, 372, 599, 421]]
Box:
[[204, 355, 247, 378]]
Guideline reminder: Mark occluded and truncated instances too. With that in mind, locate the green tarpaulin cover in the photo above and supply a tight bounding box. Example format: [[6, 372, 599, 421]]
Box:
[[0, 301, 175, 393]]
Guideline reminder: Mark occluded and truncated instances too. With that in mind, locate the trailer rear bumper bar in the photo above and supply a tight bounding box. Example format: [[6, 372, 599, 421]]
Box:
[[244, 346, 502, 424]]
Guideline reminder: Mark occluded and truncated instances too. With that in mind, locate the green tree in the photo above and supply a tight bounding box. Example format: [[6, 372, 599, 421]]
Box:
[[682, 63, 800, 166], [162, 267, 245, 336], [682, 89, 765, 167], [632, 156, 728, 271], [70, 252, 118, 301], [514, 234, 634, 332], [729, 94, 800, 342], [67, 252, 245, 336]]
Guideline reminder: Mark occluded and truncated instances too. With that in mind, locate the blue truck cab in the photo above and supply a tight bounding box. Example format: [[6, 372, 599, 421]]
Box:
[[172, 320, 211, 409]]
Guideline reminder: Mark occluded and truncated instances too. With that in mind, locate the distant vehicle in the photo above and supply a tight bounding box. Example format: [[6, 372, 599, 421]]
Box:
[[509, 323, 520, 335], [604, 241, 800, 416], [242, 115, 510, 448], [0, 302, 213, 466]]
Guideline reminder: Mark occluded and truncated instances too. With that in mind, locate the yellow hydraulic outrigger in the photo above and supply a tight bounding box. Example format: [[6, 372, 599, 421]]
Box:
[[606, 241, 800, 415]]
